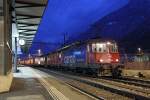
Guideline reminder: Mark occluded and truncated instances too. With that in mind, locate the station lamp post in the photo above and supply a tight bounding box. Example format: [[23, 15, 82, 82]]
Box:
[[14, 38, 25, 72], [14, 37, 18, 73]]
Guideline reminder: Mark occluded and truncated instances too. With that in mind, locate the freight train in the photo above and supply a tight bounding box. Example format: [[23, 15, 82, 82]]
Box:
[[19, 39, 123, 77]]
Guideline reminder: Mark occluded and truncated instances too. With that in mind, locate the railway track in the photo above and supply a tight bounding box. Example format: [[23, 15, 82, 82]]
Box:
[[100, 77, 150, 88], [37, 68, 132, 100], [120, 77, 150, 85], [93, 78, 150, 98], [38, 68, 150, 100]]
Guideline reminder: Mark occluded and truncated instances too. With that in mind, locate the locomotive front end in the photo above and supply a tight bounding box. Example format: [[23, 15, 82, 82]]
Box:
[[90, 40, 120, 64], [87, 39, 122, 77]]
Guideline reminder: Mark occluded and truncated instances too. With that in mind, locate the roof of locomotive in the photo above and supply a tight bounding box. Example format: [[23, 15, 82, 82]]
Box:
[[45, 38, 117, 56], [87, 38, 117, 44]]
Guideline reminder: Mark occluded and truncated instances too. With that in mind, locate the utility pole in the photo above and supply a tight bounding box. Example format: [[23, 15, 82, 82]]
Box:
[[64, 33, 67, 46], [14, 37, 18, 72]]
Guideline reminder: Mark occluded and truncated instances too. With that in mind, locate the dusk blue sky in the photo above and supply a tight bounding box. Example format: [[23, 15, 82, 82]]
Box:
[[29, 0, 150, 54]]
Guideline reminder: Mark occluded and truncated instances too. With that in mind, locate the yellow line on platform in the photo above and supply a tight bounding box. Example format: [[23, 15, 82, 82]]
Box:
[[31, 68, 69, 100]]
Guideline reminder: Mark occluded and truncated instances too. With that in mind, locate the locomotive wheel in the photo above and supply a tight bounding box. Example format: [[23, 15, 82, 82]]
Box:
[[112, 66, 122, 78]]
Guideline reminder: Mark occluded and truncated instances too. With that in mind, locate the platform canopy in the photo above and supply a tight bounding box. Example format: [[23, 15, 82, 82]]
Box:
[[14, 0, 47, 47], [16, 0, 150, 56]]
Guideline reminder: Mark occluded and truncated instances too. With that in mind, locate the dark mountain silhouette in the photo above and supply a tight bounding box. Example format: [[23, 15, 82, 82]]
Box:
[[86, 0, 150, 53]]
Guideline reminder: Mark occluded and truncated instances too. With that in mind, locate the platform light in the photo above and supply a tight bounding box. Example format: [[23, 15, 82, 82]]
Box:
[[19, 39, 25, 46], [107, 41, 111, 45], [38, 49, 41, 55], [28, 54, 31, 58], [18, 58, 21, 61]]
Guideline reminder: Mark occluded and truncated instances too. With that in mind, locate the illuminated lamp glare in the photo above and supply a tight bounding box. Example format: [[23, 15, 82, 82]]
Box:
[[107, 42, 111, 45], [116, 59, 119, 62], [38, 49, 41, 53], [38, 60, 41, 65], [38, 49, 41, 55], [19, 39, 25, 46], [100, 59, 103, 62], [138, 48, 141, 51]]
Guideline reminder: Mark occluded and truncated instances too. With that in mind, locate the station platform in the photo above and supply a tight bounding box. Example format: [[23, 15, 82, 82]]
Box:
[[0, 66, 94, 100], [0, 67, 53, 100]]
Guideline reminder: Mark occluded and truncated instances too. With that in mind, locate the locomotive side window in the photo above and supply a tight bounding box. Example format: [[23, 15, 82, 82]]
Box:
[[97, 43, 107, 53], [95, 48, 97, 52], [96, 43, 102, 52]]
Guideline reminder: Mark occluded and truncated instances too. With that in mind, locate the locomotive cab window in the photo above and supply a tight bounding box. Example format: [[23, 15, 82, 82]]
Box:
[[99, 48, 102, 52], [92, 43, 107, 53], [109, 43, 118, 53], [92, 43, 96, 52]]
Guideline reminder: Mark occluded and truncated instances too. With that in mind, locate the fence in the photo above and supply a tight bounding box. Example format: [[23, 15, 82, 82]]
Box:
[[120, 53, 150, 70]]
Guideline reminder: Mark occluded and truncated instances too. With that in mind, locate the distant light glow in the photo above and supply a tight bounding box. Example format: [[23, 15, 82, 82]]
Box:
[[138, 48, 141, 51], [28, 54, 31, 58], [38, 49, 41, 55]]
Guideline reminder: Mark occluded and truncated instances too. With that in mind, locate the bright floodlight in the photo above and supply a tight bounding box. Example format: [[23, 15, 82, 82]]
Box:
[[19, 39, 25, 46]]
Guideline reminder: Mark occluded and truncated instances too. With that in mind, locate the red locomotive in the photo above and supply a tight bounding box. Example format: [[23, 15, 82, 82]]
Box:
[[19, 39, 122, 77]]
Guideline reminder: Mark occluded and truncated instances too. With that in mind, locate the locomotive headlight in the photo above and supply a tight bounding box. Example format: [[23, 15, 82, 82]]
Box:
[[100, 59, 103, 62], [116, 59, 119, 62]]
